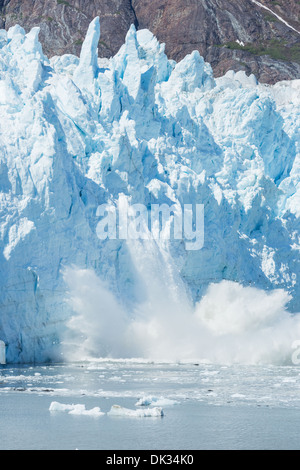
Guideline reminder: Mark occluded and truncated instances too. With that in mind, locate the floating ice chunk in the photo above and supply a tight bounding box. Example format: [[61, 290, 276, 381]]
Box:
[[135, 396, 152, 406], [108, 405, 164, 417], [153, 398, 178, 407], [49, 401, 104, 417], [69, 405, 104, 417], [135, 396, 178, 407], [49, 401, 76, 412]]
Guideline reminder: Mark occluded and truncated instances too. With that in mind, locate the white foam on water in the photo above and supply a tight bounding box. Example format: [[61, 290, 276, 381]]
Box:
[[62, 239, 300, 366]]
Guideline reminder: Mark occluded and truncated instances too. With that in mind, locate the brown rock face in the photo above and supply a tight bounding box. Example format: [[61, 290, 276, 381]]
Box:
[[0, 0, 137, 58], [0, 0, 299, 84], [132, 0, 300, 83], [259, 0, 300, 30]]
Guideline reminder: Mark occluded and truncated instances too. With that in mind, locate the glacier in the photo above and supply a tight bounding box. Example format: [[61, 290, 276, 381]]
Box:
[[0, 17, 299, 363]]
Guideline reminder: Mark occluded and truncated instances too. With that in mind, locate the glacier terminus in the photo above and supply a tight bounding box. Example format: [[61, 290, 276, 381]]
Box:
[[0, 17, 299, 364]]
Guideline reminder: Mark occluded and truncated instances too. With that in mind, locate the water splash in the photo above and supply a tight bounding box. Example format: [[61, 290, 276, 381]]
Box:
[[62, 240, 300, 365]]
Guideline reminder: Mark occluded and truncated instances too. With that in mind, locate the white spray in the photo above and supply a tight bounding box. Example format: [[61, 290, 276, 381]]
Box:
[[62, 239, 300, 365]]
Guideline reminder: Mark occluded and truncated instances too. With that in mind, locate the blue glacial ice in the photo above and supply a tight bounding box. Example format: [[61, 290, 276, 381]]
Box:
[[0, 17, 299, 363]]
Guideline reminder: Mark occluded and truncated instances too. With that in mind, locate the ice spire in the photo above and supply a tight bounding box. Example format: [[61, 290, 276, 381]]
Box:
[[73, 17, 100, 92]]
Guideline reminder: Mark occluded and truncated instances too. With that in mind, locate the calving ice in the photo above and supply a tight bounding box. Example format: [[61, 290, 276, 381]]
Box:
[[0, 16, 299, 363]]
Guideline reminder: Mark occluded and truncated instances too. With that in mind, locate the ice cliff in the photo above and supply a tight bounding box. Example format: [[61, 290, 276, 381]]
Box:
[[0, 18, 299, 363]]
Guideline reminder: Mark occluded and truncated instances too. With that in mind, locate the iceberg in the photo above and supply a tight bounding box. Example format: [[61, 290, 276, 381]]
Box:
[[135, 396, 178, 407], [108, 405, 164, 418], [0, 17, 299, 363], [49, 401, 104, 417]]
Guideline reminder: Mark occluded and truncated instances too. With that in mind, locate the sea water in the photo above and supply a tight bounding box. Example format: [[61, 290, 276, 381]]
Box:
[[0, 361, 300, 450]]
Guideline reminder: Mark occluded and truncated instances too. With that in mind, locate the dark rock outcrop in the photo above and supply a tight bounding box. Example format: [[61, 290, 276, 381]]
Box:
[[0, 0, 299, 83], [0, 0, 137, 58], [132, 0, 300, 83]]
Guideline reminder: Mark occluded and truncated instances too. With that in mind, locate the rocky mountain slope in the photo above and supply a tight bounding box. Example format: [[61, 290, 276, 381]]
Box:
[[0, 0, 299, 83]]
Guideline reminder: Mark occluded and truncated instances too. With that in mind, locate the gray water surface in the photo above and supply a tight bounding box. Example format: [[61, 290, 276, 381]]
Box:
[[0, 362, 299, 450]]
